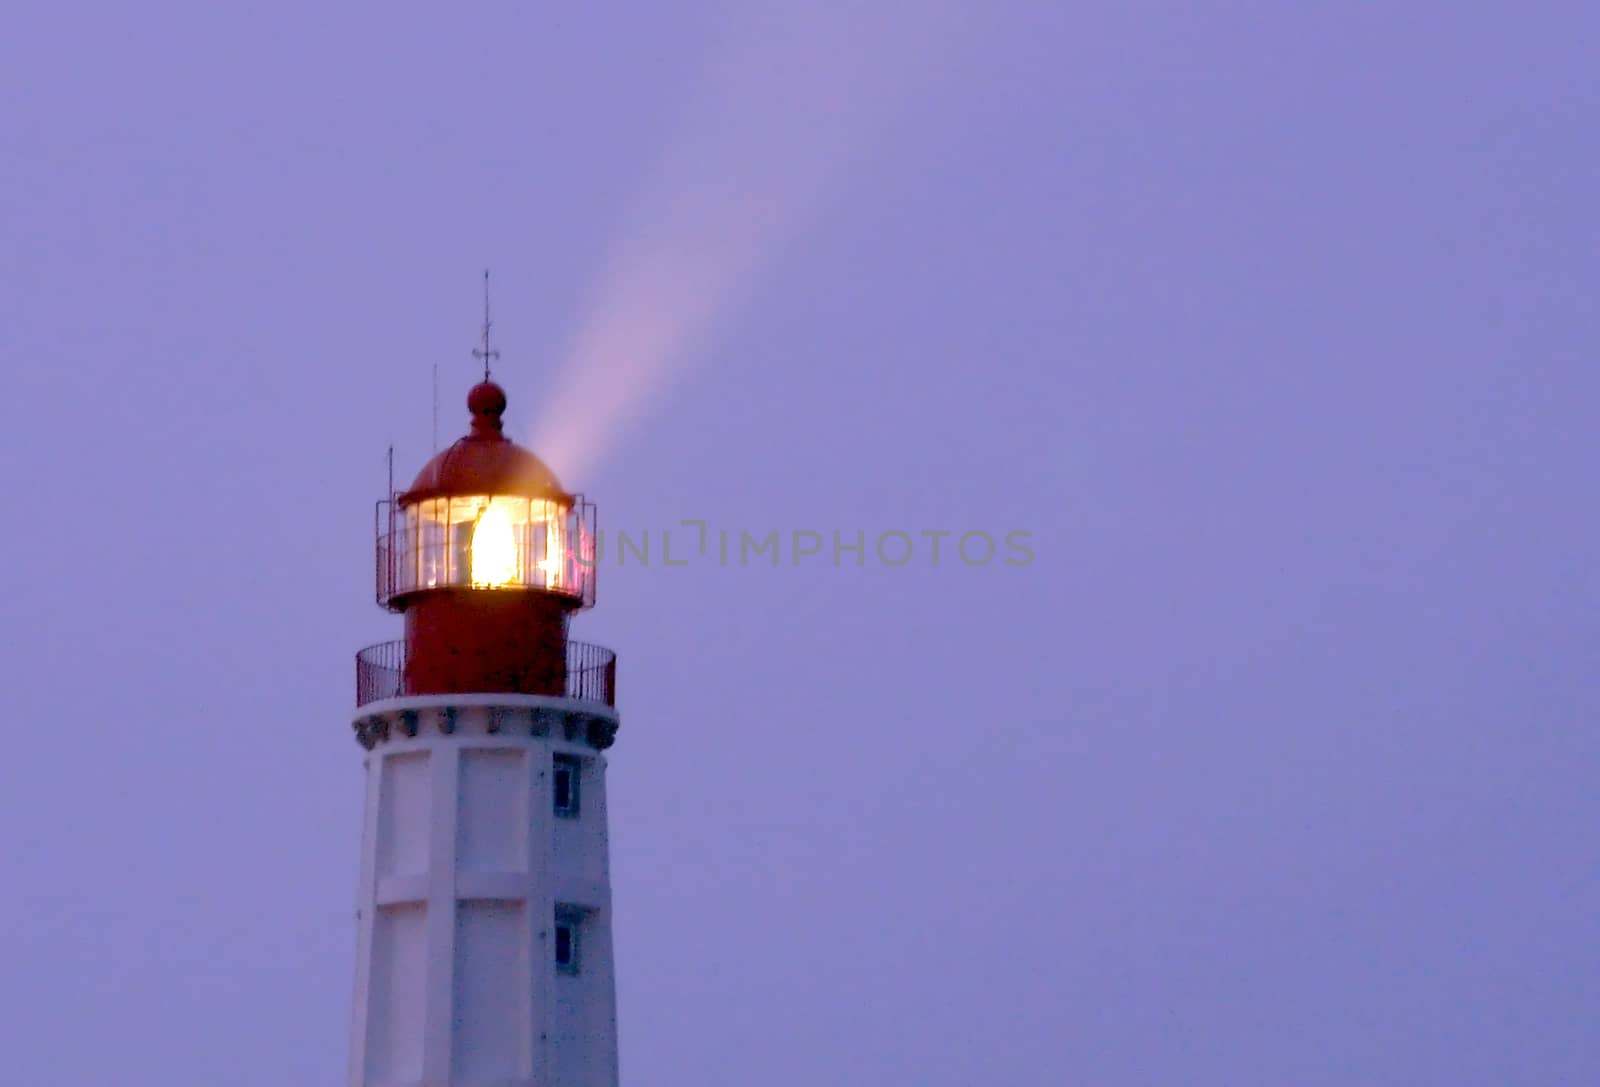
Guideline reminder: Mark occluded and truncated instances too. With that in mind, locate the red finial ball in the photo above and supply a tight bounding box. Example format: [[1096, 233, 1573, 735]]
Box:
[[467, 381, 507, 435], [468, 380, 507, 417]]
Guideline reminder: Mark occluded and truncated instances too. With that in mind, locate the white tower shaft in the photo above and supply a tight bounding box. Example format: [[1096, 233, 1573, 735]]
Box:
[[349, 695, 620, 1087]]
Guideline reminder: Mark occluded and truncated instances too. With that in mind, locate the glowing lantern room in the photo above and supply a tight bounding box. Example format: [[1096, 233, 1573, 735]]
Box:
[[372, 380, 600, 699]]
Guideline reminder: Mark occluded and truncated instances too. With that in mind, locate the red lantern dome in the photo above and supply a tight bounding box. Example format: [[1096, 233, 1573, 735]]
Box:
[[401, 381, 571, 504]]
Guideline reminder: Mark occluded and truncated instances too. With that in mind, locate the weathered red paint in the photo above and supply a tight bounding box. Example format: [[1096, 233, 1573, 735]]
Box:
[[402, 589, 571, 698]]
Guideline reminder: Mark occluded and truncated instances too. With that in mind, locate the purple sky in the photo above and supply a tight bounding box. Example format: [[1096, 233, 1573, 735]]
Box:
[[3, 3, 1597, 1084]]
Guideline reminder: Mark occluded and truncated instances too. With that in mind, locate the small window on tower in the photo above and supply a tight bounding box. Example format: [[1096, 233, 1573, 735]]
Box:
[[553, 755, 581, 818], [554, 907, 581, 974]]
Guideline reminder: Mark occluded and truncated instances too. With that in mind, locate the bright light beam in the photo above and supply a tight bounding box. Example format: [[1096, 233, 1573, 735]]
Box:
[[528, 3, 971, 479]]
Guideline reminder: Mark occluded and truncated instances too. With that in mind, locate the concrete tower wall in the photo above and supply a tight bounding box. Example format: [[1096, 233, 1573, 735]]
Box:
[[348, 695, 621, 1087]]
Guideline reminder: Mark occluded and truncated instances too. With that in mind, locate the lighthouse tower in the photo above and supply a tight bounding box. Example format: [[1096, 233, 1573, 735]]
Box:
[[348, 377, 621, 1087]]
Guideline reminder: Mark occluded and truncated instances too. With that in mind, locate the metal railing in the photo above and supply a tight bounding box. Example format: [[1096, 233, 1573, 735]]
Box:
[[354, 639, 406, 707], [355, 639, 617, 709], [563, 640, 617, 706]]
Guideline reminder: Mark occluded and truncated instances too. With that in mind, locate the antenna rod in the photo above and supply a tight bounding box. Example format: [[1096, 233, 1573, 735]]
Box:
[[471, 268, 500, 382], [432, 363, 439, 452]]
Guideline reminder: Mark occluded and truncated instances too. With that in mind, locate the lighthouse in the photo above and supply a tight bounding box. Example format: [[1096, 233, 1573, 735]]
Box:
[[348, 373, 621, 1086]]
